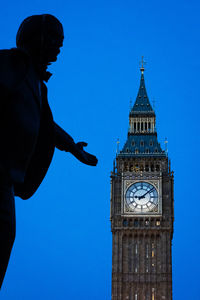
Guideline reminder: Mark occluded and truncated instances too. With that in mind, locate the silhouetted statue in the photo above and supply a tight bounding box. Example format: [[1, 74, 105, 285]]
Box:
[[0, 14, 98, 288]]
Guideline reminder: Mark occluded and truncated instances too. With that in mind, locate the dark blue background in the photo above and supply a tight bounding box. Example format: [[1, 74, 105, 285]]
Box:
[[0, 0, 199, 299]]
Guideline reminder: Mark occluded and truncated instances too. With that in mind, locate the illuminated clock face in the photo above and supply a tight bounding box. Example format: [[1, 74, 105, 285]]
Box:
[[125, 182, 158, 213]]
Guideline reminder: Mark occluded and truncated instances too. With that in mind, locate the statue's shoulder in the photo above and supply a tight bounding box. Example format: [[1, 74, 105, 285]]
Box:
[[0, 48, 30, 91]]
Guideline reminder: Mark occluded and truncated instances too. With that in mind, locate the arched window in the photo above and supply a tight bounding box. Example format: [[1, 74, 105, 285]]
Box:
[[146, 243, 149, 258], [124, 163, 128, 171], [156, 164, 160, 171], [123, 219, 128, 227], [135, 148, 139, 154], [134, 242, 138, 273], [145, 148, 149, 153], [151, 242, 156, 272], [145, 243, 149, 273], [152, 288, 155, 300], [132, 140, 135, 147], [156, 220, 160, 226], [140, 140, 144, 146]]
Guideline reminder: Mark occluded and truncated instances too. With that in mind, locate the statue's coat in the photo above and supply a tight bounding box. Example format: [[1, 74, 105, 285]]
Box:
[[0, 48, 56, 199]]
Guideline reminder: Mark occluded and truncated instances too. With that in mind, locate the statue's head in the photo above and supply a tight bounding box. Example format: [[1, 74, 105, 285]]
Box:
[[16, 14, 64, 67]]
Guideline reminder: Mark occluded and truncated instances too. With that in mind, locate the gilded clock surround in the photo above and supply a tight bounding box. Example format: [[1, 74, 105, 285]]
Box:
[[122, 177, 162, 216]]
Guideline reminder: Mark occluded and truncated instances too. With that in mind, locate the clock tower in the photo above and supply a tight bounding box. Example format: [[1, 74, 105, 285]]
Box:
[[110, 63, 174, 300]]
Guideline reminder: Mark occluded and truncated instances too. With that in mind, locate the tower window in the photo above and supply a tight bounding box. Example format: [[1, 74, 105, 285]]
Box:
[[151, 164, 154, 172], [139, 219, 143, 227], [124, 163, 128, 171], [156, 220, 160, 226], [141, 122, 144, 131], [149, 140, 153, 146], [146, 244, 149, 258], [145, 148, 149, 153], [135, 243, 138, 255], [156, 164, 160, 171], [152, 243, 155, 258], [140, 140, 144, 146], [135, 148, 139, 154], [134, 122, 136, 130], [152, 288, 155, 300], [140, 165, 144, 171], [123, 219, 128, 227], [145, 122, 147, 130], [132, 140, 135, 146], [137, 122, 140, 131], [145, 164, 149, 171], [126, 148, 129, 153], [134, 219, 138, 227]]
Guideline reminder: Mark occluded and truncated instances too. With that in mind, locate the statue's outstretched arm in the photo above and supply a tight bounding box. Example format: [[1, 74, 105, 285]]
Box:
[[54, 122, 75, 151], [54, 122, 98, 166]]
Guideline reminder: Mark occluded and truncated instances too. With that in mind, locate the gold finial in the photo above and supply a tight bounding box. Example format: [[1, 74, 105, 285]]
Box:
[[139, 56, 146, 74]]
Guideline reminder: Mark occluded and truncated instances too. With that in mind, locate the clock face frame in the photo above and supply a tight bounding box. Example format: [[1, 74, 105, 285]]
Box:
[[122, 179, 162, 216]]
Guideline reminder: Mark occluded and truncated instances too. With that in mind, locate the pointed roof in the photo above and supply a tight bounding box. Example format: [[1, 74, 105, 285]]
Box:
[[120, 134, 165, 157], [131, 73, 154, 113], [117, 62, 166, 158]]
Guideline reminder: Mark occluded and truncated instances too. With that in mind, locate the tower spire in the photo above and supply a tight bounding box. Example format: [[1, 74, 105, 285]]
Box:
[[130, 64, 153, 113]]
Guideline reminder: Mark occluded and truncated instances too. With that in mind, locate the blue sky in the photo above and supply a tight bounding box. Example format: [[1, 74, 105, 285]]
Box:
[[1, 0, 200, 299]]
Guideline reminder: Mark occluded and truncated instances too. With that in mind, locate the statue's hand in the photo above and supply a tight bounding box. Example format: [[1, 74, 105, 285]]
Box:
[[71, 142, 98, 166]]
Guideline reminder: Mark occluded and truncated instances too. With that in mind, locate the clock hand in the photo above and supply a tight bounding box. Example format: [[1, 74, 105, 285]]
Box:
[[139, 187, 155, 199], [129, 187, 155, 202]]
